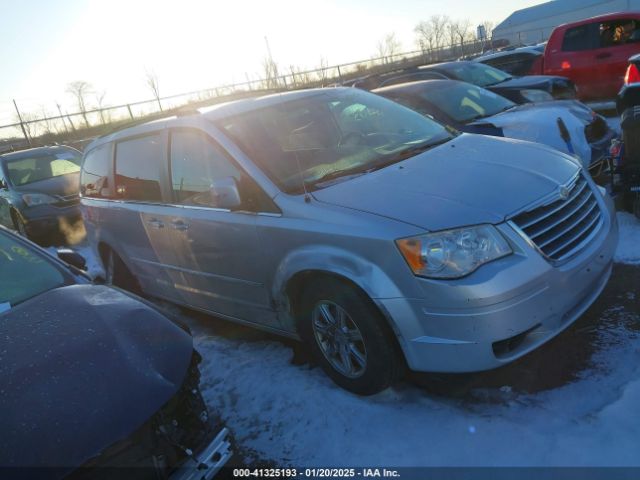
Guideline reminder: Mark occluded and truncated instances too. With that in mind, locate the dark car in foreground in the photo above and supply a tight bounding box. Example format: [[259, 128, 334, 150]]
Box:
[[0, 227, 231, 478], [0, 146, 84, 244], [352, 61, 577, 104], [375, 79, 616, 169]]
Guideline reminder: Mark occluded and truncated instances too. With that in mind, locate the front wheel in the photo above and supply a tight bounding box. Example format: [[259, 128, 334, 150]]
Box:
[[297, 278, 401, 395]]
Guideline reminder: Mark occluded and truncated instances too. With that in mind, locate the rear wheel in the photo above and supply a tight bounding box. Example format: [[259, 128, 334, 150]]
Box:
[[297, 278, 401, 395]]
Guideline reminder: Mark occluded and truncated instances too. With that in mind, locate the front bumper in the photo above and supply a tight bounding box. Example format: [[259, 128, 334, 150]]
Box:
[[21, 204, 82, 238], [171, 427, 232, 480], [378, 191, 618, 373]]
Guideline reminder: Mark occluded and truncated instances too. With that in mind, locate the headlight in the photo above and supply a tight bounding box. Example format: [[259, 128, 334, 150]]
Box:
[[520, 89, 554, 103], [396, 225, 512, 279], [22, 193, 57, 206]]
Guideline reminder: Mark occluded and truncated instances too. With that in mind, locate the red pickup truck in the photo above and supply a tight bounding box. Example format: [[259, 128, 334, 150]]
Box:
[[538, 12, 640, 101]]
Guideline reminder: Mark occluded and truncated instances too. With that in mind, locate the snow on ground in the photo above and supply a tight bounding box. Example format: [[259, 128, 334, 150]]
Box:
[[190, 212, 640, 467], [68, 212, 639, 466], [616, 213, 640, 265]]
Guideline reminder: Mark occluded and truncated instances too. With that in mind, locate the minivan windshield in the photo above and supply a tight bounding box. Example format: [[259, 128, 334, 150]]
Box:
[[442, 62, 513, 87], [412, 82, 517, 123], [5, 151, 81, 186], [216, 89, 453, 193], [0, 231, 68, 308]]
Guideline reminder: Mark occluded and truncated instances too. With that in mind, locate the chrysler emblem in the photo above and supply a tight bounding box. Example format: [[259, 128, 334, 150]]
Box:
[[559, 186, 570, 200]]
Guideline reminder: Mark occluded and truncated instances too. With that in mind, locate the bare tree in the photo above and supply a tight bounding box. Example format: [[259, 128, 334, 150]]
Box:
[[262, 56, 280, 89], [66, 81, 93, 128], [95, 90, 109, 124], [317, 56, 329, 85], [145, 70, 162, 112], [430, 15, 449, 56], [39, 105, 54, 135], [453, 18, 472, 56], [376, 33, 401, 64], [415, 21, 436, 57], [415, 15, 449, 60]]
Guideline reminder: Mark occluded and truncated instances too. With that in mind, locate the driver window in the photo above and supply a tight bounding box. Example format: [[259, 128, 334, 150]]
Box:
[[170, 130, 242, 207]]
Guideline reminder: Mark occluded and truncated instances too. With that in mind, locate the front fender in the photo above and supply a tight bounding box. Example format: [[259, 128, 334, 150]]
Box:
[[271, 244, 405, 331]]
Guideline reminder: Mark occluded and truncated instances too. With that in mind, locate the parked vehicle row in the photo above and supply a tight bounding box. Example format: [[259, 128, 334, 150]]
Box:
[[0, 226, 231, 477], [77, 87, 617, 395], [350, 61, 578, 103]]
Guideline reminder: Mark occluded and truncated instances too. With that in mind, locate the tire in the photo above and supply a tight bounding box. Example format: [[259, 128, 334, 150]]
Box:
[[297, 278, 401, 395], [103, 248, 141, 294]]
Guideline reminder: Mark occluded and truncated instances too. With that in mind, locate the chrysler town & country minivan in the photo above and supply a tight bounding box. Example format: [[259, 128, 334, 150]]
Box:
[[80, 88, 618, 395]]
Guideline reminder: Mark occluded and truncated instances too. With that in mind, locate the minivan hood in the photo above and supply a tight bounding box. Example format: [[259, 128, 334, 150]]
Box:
[[471, 100, 596, 167], [0, 284, 193, 472], [312, 134, 579, 231]]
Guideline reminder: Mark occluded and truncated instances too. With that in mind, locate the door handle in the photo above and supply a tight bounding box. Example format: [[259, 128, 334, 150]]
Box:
[[595, 52, 612, 60], [170, 220, 189, 231], [147, 218, 165, 229]]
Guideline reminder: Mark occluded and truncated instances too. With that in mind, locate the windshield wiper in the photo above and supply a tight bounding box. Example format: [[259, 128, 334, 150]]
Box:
[[374, 137, 452, 167], [306, 166, 369, 188]]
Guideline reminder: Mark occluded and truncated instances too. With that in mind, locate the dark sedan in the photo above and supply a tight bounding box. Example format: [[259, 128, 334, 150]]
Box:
[[0, 146, 83, 244], [375, 80, 616, 169], [0, 227, 231, 478], [352, 61, 577, 104]]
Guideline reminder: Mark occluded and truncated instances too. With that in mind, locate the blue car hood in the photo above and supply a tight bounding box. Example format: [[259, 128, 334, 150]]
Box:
[[312, 134, 580, 231], [0, 284, 193, 473]]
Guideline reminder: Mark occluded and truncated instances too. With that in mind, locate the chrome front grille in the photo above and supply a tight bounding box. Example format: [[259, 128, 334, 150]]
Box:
[[511, 174, 603, 263]]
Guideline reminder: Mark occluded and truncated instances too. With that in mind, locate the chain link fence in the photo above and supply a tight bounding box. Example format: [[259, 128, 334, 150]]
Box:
[[0, 37, 491, 151]]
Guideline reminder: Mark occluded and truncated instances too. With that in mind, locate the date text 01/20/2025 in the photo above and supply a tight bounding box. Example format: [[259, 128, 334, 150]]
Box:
[[232, 468, 401, 478]]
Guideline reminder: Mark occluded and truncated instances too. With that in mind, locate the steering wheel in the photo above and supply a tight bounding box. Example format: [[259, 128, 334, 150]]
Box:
[[339, 131, 367, 147]]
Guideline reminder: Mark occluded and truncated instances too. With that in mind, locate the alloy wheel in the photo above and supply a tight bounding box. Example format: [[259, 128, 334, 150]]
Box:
[[311, 300, 367, 379]]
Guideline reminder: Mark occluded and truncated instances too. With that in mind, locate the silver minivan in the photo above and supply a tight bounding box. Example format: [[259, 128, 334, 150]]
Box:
[[80, 88, 618, 395]]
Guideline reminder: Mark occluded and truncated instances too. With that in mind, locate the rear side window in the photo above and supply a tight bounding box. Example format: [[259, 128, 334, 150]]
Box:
[[562, 24, 599, 51], [599, 19, 640, 47], [115, 134, 164, 202], [80, 143, 112, 198]]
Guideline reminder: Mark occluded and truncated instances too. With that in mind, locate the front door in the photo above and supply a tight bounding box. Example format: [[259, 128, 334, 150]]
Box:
[[161, 128, 277, 326]]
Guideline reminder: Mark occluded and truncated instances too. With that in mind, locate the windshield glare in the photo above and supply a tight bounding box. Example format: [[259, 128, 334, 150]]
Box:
[[445, 63, 512, 87], [421, 83, 516, 123], [0, 232, 67, 307], [216, 90, 452, 193], [6, 151, 81, 186]]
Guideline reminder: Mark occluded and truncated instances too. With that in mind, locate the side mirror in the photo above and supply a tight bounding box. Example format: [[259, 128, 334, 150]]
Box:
[[210, 177, 242, 210], [57, 248, 87, 271]]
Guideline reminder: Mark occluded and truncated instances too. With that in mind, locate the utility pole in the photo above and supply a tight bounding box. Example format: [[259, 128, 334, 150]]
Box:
[[12, 99, 32, 146]]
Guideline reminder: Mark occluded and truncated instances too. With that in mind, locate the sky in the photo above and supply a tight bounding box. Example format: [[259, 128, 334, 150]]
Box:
[[0, 0, 543, 124]]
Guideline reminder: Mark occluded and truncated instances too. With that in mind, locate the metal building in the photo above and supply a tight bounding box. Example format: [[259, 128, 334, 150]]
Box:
[[493, 0, 640, 45]]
